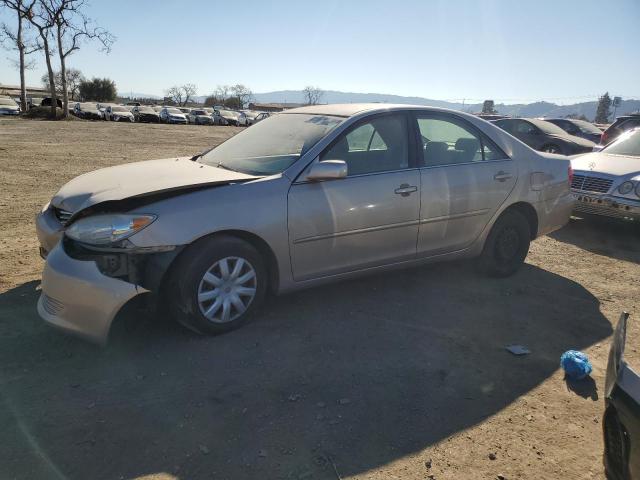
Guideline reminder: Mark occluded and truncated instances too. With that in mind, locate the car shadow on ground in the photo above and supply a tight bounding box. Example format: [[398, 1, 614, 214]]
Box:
[[0, 261, 612, 480], [551, 215, 640, 263]]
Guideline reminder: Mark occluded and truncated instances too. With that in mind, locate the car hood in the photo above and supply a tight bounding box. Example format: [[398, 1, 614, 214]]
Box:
[[113, 111, 133, 116], [51, 157, 259, 213], [571, 152, 640, 177]]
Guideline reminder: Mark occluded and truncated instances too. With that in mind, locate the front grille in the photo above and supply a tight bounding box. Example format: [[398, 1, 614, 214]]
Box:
[[42, 294, 65, 316], [53, 207, 72, 226], [571, 174, 613, 194]]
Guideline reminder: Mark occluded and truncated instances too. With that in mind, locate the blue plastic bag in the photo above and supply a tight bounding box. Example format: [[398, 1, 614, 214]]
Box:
[[560, 350, 593, 380]]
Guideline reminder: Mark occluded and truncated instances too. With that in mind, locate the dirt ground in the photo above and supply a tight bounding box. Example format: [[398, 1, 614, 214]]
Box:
[[0, 117, 638, 480]]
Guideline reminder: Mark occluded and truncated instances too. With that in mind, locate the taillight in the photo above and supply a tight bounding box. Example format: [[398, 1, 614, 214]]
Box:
[[568, 165, 574, 187]]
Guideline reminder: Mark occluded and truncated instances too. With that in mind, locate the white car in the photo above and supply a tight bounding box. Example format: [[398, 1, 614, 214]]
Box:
[[571, 128, 640, 222], [159, 107, 188, 124], [104, 105, 135, 122], [0, 97, 20, 116]]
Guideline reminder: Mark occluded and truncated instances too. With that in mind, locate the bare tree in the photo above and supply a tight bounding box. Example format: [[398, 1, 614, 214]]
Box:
[[39, 0, 114, 117], [165, 84, 197, 107], [20, 0, 58, 117], [41, 67, 83, 99], [181, 83, 196, 105], [230, 84, 252, 108], [212, 84, 230, 103], [0, 0, 41, 111], [303, 85, 323, 105]]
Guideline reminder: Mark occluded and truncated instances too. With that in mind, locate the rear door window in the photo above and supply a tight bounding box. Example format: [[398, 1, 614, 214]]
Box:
[[417, 115, 507, 167]]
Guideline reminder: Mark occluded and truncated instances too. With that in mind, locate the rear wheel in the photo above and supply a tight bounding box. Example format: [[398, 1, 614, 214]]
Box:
[[171, 236, 267, 335], [478, 210, 531, 277]]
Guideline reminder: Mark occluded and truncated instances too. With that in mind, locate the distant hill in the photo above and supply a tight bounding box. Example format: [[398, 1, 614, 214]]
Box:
[[251, 90, 640, 121]]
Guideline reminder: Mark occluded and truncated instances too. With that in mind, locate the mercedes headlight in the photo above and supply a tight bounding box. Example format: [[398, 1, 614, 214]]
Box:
[[636, 182, 640, 198], [65, 214, 156, 245], [618, 181, 634, 195]]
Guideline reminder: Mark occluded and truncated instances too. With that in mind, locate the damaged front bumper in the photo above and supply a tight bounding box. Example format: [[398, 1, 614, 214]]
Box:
[[36, 225, 182, 344], [38, 242, 146, 344], [604, 312, 640, 479]]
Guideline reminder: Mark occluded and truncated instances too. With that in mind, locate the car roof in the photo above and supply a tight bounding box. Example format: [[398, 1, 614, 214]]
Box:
[[283, 103, 462, 118]]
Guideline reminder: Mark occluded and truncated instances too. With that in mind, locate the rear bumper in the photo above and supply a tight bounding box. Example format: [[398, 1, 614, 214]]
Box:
[[37, 242, 144, 344], [572, 192, 640, 221]]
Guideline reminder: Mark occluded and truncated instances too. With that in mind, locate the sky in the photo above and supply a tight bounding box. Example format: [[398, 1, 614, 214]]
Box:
[[1, 0, 639, 104]]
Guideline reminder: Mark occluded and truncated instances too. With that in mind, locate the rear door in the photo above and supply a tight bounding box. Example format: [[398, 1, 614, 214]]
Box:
[[414, 113, 516, 256]]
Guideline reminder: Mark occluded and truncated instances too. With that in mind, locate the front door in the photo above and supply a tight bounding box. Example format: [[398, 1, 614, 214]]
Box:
[[288, 113, 420, 281], [414, 114, 517, 256]]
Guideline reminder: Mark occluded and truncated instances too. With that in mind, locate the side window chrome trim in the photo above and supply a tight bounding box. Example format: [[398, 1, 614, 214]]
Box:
[[418, 157, 512, 171]]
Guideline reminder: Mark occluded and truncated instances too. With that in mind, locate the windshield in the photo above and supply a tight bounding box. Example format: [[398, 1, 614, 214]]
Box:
[[138, 107, 154, 113], [199, 113, 343, 175], [572, 120, 602, 135], [79, 103, 97, 110], [166, 108, 181, 114], [530, 119, 568, 135], [112, 106, 127, 112], [604, 130, 640, 157], [193, 110, 206, 115]]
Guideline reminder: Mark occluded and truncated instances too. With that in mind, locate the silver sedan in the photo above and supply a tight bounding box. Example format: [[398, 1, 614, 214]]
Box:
[[35, 104, 574, 344], [570, 128, 640, 221]]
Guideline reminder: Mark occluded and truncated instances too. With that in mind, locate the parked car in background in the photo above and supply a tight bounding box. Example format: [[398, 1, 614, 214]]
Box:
[[603, 312, 639, 480], [570, 128, 640, 222], [152, 105, 163, 113], [218, 109, 243, 126], [96, 103, 116, 120], [0, 96, 20, 115], [41, 97, 63, 109], [104, 105, 134, 122], [544, 118, 603, 143], [188, 109, 214, 125], [599, 113, 640, 148], [493, 117, 594, 155], [212, 109, 228, 125], [247, 111, 270, 126], [35, 103, 573, 344], [132, 105, 160, 123], [159, 107, 187, 124], [73, 102, 101, 120], [179, 107, 192, 116]]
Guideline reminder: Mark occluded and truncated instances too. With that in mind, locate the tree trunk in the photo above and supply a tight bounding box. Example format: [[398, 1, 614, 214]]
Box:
[[55, 23, 69, 118], [41, 35, 57, 118], [16, 13, 28, 112]]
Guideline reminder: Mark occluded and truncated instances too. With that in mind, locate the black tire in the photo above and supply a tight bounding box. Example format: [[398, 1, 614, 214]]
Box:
[[170, 235, 267, 335], [478, 209, 531, 277]]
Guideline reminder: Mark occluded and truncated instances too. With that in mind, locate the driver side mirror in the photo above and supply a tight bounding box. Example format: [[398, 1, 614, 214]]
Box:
[[306, 160, 347, 181]]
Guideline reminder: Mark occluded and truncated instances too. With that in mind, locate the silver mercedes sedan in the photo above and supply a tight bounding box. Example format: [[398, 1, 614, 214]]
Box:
[[570, 128, 640, 221], [36, 104, 574, 344]]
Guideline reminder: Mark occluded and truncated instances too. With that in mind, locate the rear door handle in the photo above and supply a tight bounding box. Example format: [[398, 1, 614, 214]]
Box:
[[493, 171, 513, 182], [394, 184, 418, 196]]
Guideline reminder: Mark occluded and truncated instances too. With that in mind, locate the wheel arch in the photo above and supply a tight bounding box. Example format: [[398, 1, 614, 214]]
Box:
[[161, 229, 280, 296], [500, 201, 539, 239]]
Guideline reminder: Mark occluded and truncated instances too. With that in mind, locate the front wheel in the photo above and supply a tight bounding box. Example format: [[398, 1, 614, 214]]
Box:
[[170, 236, 267, 335], [478, 210, 531, 277]]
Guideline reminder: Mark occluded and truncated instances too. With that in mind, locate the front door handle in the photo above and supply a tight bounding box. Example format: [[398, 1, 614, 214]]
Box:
[[493, 171, 513, 182], [394, 184, 418, 196]]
